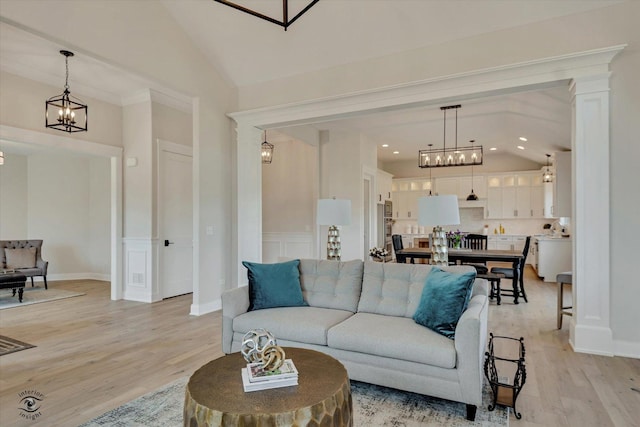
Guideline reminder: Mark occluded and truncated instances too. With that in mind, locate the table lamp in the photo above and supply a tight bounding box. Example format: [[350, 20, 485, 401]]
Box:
[[418, 194, 460, 266], [317, 197, 351, 261]]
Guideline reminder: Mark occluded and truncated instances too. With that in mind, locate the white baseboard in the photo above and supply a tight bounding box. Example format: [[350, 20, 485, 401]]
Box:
[[190, 298, 221, 316], [39, 273, 111, 282], [614, 339, 640, 359]]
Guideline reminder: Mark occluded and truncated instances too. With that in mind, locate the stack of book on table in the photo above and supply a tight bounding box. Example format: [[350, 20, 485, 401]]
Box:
[[241, 359, 298, 392]]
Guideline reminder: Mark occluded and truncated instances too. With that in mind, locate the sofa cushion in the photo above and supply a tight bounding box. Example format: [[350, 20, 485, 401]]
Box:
[[358, 262, 477, 318], [233, 306, 354, 346], [299, 259, 364, 312], [327, 312, 457, 369], [413, 268, 476, 339], [242, 259, 308, 311], [4, 248, 37, 269]]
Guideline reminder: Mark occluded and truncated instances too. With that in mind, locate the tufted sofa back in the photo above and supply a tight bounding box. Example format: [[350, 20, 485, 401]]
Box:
[[299, 259, 364, 312], [357, 262, 476, 318], [1, 240, 44, 268]]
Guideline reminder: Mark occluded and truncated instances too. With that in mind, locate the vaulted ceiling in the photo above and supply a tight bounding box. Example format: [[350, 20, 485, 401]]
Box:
[[1, 0, 624, 163]]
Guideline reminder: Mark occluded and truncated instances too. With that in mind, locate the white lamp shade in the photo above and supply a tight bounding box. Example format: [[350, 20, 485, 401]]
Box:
[[418, 194, 460, 226], [317, 199, 351, 226]]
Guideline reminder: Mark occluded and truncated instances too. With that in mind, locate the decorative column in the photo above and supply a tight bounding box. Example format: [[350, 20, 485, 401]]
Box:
[[570, 74, 613, 356], [234, 123, 263, 287]]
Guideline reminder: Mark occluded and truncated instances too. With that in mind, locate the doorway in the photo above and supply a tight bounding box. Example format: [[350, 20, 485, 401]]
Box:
[[158, 140, 193, 299]]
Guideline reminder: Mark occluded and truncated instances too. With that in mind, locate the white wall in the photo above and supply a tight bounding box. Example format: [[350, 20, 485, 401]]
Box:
[[0, 152, 28, 238], [88, 157, 111, 276], [123, 102, 153, 238], [0, 71, 123, 148], [262, 138, 317, 233], [319, 130, 377, 261], [0, 152, 110, 278]]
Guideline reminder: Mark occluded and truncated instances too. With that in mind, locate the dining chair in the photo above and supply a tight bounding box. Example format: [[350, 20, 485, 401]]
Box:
[[490, 236, 531, 303], [462, 234, 489, 274], [392, 234, 410, 263]]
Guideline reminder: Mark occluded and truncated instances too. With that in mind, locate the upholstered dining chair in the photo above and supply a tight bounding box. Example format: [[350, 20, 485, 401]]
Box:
[[462, 234, 488, 274], [490, 236, 531, 303]]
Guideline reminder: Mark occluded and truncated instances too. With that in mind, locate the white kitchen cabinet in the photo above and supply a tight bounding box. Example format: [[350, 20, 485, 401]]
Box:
[[435, 177, 458, 197], [435, 176, 487, 202], [488, 235, 528, 253], [392, 191, 419, 219], [486, 172, 541, 219], [392, 178, 433, 219], [458, 176, 487, 199], [531, 184, 545, 218], [486, 187, 503, 219], [536, 238, 572, 282], [376, 170, 393, 204], [544, 182, 555, 218]]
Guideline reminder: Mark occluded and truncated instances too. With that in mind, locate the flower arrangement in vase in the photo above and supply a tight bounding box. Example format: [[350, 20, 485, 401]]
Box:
[[369, 247, 389, 262], [446, 230, 465, 249]]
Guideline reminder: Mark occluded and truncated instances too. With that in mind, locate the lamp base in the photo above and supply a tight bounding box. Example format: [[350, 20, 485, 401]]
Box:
[[430, 226, 449, 266], [327, 225, 341, 261]]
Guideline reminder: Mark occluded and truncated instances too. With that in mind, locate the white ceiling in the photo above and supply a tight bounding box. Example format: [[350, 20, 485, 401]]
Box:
[[0, 0, 622, 162]]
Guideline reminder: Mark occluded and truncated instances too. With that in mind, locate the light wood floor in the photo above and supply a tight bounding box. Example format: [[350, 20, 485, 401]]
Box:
[[1, 269, 639, 426]]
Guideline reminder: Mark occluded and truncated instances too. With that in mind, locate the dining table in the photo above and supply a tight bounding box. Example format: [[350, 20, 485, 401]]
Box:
[[394, 247, 525, 304]]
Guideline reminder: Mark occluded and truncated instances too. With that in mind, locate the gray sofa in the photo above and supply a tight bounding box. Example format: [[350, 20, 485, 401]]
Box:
[[222, 259, 489, 420], [1, 240, 49, 289]]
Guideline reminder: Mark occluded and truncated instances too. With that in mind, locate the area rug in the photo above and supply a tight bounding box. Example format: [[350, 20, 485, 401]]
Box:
[[0, 286, 85, 310], [80, 377, 508, 427], [0, 335, 36, 356]]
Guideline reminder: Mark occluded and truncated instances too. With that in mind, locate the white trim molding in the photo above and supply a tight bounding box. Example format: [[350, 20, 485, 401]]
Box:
[[123, 237, 160, 303], [569, 74, 614, 356], [263, 232, 314, 263], [228, 45, 625, 357]]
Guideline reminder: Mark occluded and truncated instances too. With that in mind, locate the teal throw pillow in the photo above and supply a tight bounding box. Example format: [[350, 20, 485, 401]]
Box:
[[412, 268, 476, 339], [242, 259, 308, 311]]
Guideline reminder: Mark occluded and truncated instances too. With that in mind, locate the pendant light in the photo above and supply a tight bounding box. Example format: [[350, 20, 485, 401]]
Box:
[[261, 130, 274, 164], [418, 104, 483, 169], [45, 50, 88, 133], [543, 153, 553, 183], [466, 140, 479, 201]]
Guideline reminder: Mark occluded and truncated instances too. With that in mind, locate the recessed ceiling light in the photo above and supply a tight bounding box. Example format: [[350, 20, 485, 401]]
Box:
[[393, 151, 399, 154], [490, 147, 497, 151], [519, 137, 527, 142], [517, 145, 525, 150], [382, 144, 389, 148]]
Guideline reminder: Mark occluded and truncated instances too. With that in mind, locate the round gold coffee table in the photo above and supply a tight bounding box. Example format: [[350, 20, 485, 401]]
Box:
[[184, 347, 352, 426]]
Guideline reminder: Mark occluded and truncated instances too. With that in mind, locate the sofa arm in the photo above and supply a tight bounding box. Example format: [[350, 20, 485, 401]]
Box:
[[454, 280, 489, 406], [36, 260, 48, 275], [221, 286, 250, 354]]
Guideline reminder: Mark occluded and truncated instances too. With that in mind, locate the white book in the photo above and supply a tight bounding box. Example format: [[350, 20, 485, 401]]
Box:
[[241, 368, 298, 392], [247, 359, 299, 383]]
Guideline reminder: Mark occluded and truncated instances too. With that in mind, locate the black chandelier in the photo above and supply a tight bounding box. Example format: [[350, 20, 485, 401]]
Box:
[[261, 130, 274, 164], [45, 50, 87, 133], [213, 0, 320, 31], [419, 105, 483, 169]]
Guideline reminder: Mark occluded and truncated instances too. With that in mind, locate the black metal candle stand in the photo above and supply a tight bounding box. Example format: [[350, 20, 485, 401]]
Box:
[[483, 333, 526, 419]]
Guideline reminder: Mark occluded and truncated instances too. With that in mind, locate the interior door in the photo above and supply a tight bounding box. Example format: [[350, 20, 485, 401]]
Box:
[[160, 146, 193, 298]]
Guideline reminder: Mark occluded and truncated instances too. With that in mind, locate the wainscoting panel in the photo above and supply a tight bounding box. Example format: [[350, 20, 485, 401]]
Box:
[[123, 238, 160, 302], [262, 232, 314, 263]]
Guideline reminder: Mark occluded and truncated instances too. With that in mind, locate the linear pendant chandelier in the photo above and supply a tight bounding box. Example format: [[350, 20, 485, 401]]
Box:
[[213, 0, 320, 31], [419, 105, 483, 169]]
